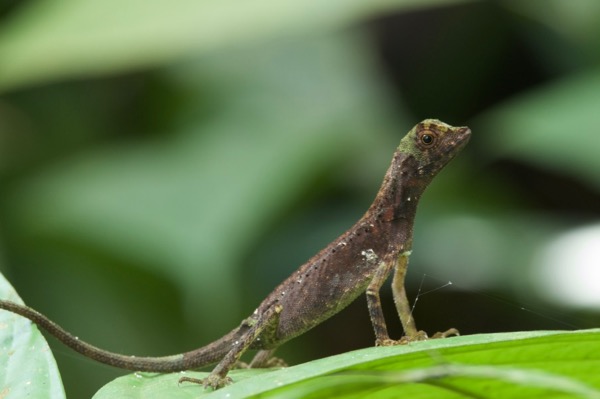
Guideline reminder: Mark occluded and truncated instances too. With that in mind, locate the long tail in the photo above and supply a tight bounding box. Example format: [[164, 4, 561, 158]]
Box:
[[0, 300, 235, 372]]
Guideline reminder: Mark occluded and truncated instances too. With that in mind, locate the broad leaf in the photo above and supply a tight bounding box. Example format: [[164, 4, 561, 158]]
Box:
[[94, 329, 600, 398], [0, 273, 65, 399]]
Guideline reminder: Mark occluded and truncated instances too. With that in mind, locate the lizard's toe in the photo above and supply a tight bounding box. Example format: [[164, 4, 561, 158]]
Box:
[[431, 328, 460, 339], [179, 374, 232, 390], [398, 330, 429, 343], [375, 338, 398, 346], [203, 374, 232, 390]]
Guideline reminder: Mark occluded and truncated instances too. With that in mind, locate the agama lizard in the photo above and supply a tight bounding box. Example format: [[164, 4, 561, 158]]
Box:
[[0, 119, 471, 389]]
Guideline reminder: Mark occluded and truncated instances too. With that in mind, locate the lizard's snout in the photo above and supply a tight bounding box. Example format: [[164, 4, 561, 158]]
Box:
[[457, 126, 471, 137], [455, 126, 471, 145]]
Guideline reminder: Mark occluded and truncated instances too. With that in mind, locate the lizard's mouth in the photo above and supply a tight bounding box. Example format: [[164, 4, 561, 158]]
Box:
[[457, 126, 471, 142], [453, 126, 471, 151], [438, 126, 471, 167]]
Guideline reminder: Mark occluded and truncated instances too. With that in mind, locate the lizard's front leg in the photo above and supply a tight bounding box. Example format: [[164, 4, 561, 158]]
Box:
[[391, 251, 459, 341], [391, 251, 421, 339], [179, 303, 282, 390]]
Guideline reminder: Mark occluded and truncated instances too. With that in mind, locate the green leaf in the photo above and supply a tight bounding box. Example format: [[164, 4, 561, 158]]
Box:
[[93, 329, 600, 398], [0, 273, 66, 399], [0, 0, 466, 92]]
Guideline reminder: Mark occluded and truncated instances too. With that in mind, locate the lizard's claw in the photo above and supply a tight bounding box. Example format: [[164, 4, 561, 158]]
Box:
[[260, 356, 288, 368], [375, 338, 398, 346], [401, 328, 459, 342], [179, 374, 232, 390], [375, 331, 428, 346], [233, 360, 250, 369], [234, 357, 287, 370], [431, 327, 460, 339], [376, 328, 459, 347], [203, 375, 233, 390], [401, 328, 459, 343], [400, 330, 429, 343], [375, 332, 426, 346]]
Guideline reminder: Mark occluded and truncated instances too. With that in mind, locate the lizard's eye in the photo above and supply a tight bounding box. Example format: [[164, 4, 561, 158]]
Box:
[[419, 132, 435, 146]]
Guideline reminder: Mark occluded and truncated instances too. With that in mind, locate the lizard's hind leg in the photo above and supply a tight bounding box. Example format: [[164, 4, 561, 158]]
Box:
[[233, 348, 287, 369], [366, 257, 395, 346], [179, 303, 283, 390], [249, 349, 288, 368]]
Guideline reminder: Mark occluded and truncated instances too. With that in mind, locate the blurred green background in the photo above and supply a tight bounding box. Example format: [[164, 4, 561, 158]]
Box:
[[1, 0, 599, 397]]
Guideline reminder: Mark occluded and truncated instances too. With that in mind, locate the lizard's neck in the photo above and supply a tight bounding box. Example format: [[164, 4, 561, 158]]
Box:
[[367, 150, 429, 225]]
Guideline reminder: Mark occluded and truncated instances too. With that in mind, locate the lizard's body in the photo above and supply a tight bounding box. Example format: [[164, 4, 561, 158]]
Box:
[[0, 119, 470, 389]]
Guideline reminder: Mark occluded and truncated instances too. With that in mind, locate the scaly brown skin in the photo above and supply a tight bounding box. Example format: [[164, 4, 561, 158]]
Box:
[[0, 119, 471, 390]]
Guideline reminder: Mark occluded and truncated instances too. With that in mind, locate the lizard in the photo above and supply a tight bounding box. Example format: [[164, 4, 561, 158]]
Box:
[[0, 119, 470, 389]]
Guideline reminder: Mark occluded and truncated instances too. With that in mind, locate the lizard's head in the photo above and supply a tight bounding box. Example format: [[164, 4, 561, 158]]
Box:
[[398, 119, 471, 180]]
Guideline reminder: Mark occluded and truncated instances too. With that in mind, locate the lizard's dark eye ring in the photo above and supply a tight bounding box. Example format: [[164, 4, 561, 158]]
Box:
[[420, 132, 435, 146]]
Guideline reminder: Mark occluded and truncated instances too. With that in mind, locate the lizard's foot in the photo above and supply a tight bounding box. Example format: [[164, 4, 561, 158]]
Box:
[[375, 338, 399, 347], [399, 328, 459, 343], [245, 356, 287, 368], [179, 374, 232, 390], [233, 360, 250, 369], [375, 331, 427, 346], [377, 329, 450, 346], [257, 356, 287, 368], [234, 357, 286, 369], [398, 330, 429, 344], [431, 327, 460, 339], [248, 349, 287, 368], [386, 330, 430, 345]]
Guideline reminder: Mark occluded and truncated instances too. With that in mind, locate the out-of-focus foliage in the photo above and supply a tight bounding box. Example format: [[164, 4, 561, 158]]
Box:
[[0, 0, 463, 91], [481, 70, 600, 189], [0, 0, 599, 397]]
